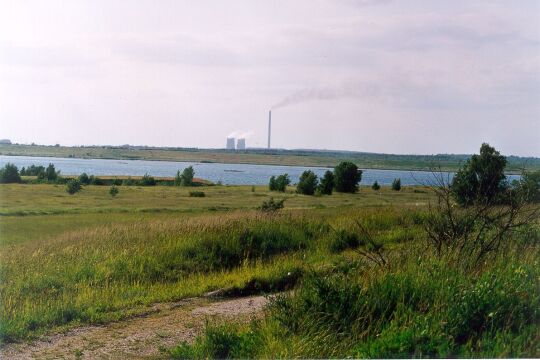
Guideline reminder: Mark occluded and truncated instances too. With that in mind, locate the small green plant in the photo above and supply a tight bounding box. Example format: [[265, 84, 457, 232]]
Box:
[[251, 185, 255, 192], [372, 181, 380, 190], [392, 178, 401, 191], [189, 191, 205, 197], [109, 185, 119, 197], [139, 173, 156, 186], [259, 197, 285, 212], [66, 179, 82, 195], [122, 177, 135, 186]]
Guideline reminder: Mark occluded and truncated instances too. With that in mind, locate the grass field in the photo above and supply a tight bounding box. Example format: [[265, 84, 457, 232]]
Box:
[[0, 183, 538, 357], [2, 144, 539, 172]]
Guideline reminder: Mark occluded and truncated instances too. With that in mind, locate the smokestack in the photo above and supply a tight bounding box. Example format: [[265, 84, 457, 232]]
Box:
[[267, 110, 272, 149]]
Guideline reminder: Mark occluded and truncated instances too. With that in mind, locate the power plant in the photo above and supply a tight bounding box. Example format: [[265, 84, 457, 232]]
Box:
[[236, 138, 246, 150], [226, 137, 235, 150]]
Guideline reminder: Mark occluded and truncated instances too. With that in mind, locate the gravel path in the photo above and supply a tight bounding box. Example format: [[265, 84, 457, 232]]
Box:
[[1, 295, 268, 359]]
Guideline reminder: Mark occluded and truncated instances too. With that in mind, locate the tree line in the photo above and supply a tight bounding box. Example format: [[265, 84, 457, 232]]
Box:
[[269, 161, 404, 195]]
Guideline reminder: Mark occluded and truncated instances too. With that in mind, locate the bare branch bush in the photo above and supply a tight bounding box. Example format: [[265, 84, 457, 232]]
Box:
[[423, 168, 539, 269]]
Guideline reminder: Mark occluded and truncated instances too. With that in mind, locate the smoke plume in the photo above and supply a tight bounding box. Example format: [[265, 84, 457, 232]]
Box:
[[227, 130, 254, 139], [272, 82, 382, 110]]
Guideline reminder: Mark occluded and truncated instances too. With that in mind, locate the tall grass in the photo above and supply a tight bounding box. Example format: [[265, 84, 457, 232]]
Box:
[[173, 222, 540, 358]]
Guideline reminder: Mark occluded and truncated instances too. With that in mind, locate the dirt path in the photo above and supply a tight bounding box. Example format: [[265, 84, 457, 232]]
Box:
[[1, 295, 269, 360]]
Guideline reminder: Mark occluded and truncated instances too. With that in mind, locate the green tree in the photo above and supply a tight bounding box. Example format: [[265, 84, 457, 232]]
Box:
[[79, 173, 90, 185], [0, 163, 22, 183], [372, 181, 380, 190], [318, 170, 334, 195], [139, 173, 156, 186], [391, 178, 401, 191], [516, 170, 540, 203], [45, 163, 59, 182], [451, 143, 508, 206], [334, 162, 362, 193], [275, 174, 291, 192], [66, 179, 82, 194], [269, 176, 277, 191], [181, 166, 195, 186], [297, 170, 318, 195]]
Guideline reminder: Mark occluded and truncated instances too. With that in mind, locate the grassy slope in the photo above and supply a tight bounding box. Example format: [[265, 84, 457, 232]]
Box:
[[0, 184, 430, 342], [1, 184, 538, 357], [2, 144, 539, 172]]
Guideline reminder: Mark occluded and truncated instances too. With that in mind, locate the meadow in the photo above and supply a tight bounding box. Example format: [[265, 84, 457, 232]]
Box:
[[0, 183, 538, 357]]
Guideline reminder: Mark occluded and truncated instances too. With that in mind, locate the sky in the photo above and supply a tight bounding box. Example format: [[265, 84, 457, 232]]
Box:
[[0, 0, 539, 156]]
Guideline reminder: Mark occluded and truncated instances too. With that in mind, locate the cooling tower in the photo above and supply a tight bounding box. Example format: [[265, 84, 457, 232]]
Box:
[[226, 137, 235, 150], [237, 138, 246, 150]]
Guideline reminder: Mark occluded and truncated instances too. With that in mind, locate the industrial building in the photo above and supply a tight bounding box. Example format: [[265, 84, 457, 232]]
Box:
[[237, 138, 246, 150], [226, 137, 235, 150]]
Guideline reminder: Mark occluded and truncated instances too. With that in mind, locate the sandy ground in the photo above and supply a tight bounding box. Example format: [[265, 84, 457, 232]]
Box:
[[1, 295, 268, 360]]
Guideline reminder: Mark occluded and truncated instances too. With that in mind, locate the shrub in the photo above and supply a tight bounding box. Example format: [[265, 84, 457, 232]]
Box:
[[0, 163, 22, 183], [170, 323, 262, 359], [392, 178, 401, 191], [139, 173, 156, 186], [372, 181, 380, 190], [109, 185, 119, 197], [20, 164, 45, 177], [78, 173, 90, 185], [122, 177, 135, 186], [175, 166, 195, 186], [516, 170, 540, 203], [112, 178, 122, 186], [45, 163, 59, 182], [318, 170, 334, 195], [451, 143, 508, 206], [259, 197, 285, 212], [270, 174, 290, 192], [328, 229, 361, 253], [189, 191, 205, 197], [334, 162, 362, 193], [66, 179, 82, 194], [297, 170, 318, 195], [89, 175, 104, 185]]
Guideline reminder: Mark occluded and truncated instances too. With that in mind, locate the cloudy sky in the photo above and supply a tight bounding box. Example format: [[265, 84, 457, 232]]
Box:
[[0, 0, 539, 156]]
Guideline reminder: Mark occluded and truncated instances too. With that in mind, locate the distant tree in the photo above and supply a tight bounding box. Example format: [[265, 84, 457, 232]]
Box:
[[20, 166, 26, 176], [175, 167, 195, 186], [334, 162, 362, 193], [45, 163, 59, 182], [89, 175, 104, 185], [275, 174, 291, 192], [0, 163, 22, 183], [122, 177, 135, 186], [515, 170, 540, 203], [66, 179, 82, 194], [318, 170, 334, 195], [391, 178, 401, 191], [372, 181, 380, 191], [139, 173, 156, 186], [79, 172, 90, 185], [297, 170, 318, 195], [269, 176, 277, 191], [109, 184, 119, 197], [451, 143, 508, 206]]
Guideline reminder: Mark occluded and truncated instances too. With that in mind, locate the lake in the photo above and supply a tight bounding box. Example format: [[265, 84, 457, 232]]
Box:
[[0, 155, 520, 186]]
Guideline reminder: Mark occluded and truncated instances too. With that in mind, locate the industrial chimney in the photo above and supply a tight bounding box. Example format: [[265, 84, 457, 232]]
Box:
[[267, 110, 272, 149]]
